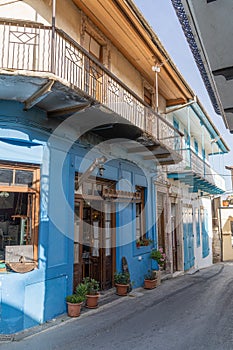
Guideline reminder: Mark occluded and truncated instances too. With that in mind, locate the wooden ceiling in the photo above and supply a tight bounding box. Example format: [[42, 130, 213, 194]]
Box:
[[73, 0, 193, 105]]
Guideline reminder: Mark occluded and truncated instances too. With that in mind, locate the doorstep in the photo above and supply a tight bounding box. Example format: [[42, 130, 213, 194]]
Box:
[[172, 271, 184, 278]]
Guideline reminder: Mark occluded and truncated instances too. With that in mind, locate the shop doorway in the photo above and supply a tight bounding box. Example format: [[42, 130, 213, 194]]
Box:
[[73, 178, 116, 291], [157, 192, 165, 251]]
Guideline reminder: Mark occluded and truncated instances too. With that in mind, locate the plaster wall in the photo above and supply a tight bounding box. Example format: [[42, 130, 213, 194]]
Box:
[[220, 207, 233, 261], [182, 186, 213, 269], [0, 100, 157, 333], [0, 0, 165, 107]]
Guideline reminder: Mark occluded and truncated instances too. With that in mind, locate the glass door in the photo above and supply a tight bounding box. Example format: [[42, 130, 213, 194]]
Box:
[[73, 199, 115, 290]]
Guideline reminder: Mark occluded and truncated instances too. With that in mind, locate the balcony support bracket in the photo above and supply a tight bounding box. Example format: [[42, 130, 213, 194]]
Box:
[[24, 80, 54, 110]]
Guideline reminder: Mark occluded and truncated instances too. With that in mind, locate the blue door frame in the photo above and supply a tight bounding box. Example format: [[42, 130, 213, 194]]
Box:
[[183, 206, 195, 270]]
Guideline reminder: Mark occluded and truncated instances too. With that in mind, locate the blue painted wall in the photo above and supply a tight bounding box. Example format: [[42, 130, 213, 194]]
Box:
[[0, 100, 157, 333]]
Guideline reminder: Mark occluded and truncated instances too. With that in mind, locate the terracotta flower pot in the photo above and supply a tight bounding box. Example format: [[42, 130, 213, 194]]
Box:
[[86, 294, 99, 308], [115, 283, 129, 296], [144, 279, 157, 289], [67, 302, 83, 317]]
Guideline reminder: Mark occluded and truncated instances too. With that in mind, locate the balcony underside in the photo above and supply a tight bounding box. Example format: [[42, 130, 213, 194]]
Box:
[[0, 72, 180, 165], [167, 171, 224, 195]]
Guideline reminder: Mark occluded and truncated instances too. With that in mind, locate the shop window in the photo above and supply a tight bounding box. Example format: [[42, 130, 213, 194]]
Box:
[[135, 186, 146, 245], [0, 163, 39, 264]]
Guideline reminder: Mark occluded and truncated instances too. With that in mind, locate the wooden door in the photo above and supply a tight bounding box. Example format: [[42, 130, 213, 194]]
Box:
[[73, 199, 115, 290], [183, 206, 194, 271], [157, 192, 165, 251]]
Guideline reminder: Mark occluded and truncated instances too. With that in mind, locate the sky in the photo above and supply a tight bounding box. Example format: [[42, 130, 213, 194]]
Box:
[[134, 0, 233, 193]]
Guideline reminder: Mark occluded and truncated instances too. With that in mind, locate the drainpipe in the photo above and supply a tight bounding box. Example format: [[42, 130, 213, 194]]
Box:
[[51, 0, 56, 73]]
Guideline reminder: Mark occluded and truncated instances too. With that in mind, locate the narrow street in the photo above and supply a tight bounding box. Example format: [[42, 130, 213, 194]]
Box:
[[1, 263, 233, 350]]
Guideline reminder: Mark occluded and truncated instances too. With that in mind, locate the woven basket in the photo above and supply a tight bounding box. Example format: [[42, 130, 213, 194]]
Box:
[[7, 261, 37, 273]]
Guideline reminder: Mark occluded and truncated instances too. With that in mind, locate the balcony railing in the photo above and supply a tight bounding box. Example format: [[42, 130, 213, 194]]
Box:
[[0, 20, 182, 154], [168, 148, 225, 191]]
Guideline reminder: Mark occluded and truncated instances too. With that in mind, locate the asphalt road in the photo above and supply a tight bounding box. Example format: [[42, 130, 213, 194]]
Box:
[[1, 263, 233, 350]]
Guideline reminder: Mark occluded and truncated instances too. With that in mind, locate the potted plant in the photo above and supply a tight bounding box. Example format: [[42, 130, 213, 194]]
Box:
[[150, 247, 166, 270], [114, 272, 130, 296], [83, 277, 100, 309], [66, 282, 87, 317], [136, 238, 153, 248], [144, 270, 157, 289], [150, 247, 166, 286], [66, 294, 85, 317]]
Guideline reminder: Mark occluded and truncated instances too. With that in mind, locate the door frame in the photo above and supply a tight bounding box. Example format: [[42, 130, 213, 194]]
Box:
[[74, 176, 116, 290]]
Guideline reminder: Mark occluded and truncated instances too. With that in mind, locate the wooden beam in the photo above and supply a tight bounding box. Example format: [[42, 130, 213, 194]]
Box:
[[166, 98, 186, 107], [143, 152, 170, 160], [48, 103, 90, 118], [24, 80, 54, 110], [127, 144, 160, 154]]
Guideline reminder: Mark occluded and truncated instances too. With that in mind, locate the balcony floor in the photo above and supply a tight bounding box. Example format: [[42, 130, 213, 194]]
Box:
[[167, 171, 225, 195], [0, 70, 181, 166]]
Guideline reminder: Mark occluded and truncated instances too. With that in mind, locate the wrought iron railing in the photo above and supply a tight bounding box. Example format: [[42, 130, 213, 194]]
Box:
[[168, 148, 225, 190], [0, 20, 182, 153]]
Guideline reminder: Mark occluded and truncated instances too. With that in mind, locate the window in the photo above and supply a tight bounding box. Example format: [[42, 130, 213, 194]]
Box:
[[83, 32, 102, 61], [173, 118, 180, 151], [144, 88, 152, 107], [194, 139, 198, 155], [135, 186, 146, 244], [0, 163, 40, 263]]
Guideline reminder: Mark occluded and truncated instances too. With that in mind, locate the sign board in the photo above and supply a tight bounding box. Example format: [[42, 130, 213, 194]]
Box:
[[5, 245, 33, 262]]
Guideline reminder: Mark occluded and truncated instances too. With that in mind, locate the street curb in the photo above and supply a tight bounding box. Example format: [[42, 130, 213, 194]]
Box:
[[11, 292, 134, 342]]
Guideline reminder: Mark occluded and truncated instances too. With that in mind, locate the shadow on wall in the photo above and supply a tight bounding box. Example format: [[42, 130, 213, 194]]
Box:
[[0, 302, 39, 334]]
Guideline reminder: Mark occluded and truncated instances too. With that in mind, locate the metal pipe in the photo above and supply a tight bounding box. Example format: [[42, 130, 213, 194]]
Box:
[[51, 0, 56, 73]]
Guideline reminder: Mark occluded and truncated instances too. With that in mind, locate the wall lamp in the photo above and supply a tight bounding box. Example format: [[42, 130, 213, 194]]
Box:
[[98, 164, 105, 177]]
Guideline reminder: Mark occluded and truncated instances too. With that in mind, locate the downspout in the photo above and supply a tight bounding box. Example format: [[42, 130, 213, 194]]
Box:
[[51, 0, 56, 73]]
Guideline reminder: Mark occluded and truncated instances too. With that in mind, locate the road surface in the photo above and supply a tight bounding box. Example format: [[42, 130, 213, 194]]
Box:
[[1, 263, 233, 350]]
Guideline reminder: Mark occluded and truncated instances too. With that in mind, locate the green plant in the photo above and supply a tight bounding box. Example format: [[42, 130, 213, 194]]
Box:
[[75, 283, 88, 300], [144, 270, 156, 280], [66, 294, 85, 304], [83, 277, 100, 295], [136, 238, 153, 247], [150, 247, 166, 267], [114, 272, 130, 285]]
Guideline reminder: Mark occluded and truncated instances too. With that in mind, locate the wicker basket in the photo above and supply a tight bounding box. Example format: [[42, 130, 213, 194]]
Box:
[[7, 261, 37, 273]]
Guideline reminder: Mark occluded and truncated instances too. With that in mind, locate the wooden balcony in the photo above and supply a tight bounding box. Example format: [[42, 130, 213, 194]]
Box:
[[167, 149, 225, 194], [0, 20, 183, 165]]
